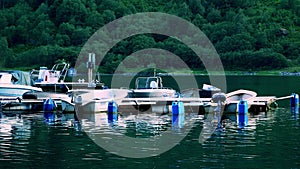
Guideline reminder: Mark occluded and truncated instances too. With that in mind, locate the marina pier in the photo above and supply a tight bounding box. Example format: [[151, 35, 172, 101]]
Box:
[[1, 92, 288, 115]]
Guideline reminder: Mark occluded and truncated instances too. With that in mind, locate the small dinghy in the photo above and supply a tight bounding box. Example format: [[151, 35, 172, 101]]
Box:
[[225, 89, 257, 113], [226, 89, 257, 102]]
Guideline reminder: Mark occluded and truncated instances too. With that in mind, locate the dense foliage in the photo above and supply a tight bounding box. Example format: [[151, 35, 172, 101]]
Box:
[[0, 0, 300, 72]]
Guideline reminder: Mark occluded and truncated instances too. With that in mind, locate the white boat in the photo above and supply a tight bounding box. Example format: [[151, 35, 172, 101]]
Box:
[[124, 76, 178, 114], [70, 89, 129, 113], [128, 76, 177, 98], [0, 73, 42, 98], [226, 89, 257, 103], [0, 72, 43, 111], [225, 89, 257, 112], [31, 62, 104, 93]]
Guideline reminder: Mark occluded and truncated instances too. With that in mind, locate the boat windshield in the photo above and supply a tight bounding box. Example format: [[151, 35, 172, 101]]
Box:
[[135, 77, 162, 89]]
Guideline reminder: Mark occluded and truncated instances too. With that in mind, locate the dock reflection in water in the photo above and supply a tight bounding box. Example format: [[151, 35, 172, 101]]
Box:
[[0, 107, 299, 168]]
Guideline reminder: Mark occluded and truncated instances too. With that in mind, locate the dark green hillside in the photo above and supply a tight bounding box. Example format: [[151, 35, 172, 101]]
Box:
[[0, 0, 299, 73]]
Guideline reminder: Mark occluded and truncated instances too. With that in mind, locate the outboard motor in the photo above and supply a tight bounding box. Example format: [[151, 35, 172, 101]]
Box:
[[211, 93, 227, 129], [212, 92, 227, 112]]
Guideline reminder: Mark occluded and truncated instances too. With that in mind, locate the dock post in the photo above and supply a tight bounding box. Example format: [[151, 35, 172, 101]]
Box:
[[290, 93, 299, 107], [107, 101, 118, 123], [237, 100, 248, 128], [87, 53, 95, 83]]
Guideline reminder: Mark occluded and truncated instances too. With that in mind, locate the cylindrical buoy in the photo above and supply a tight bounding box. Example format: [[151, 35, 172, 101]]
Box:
[[291, 105, 299, 114], [237, 100, 248, 127], [108, 101, 118, 113], [172, 101, 184, 115], [172, 101, 185, 128], [290, 93, 299, 107], [107, 101, 118, 123], [43, 98, 56, 122]]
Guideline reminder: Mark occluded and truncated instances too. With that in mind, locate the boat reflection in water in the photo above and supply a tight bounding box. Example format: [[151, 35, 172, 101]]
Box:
[[0, 112, 32, 160], [75, 105, 204, 158]]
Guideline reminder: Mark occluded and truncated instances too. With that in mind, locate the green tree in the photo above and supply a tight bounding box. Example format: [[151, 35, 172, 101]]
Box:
[[192, 14, 207, 28], [0, 11, 8, 31], [30, 15, 55, 45], [215, 33, 255, 53], [131, 35, 156, 52], [86, 11, 104, 30], [207, 8, 222, 23], [55, 0, 88, 25], [0, 37, 13, 68], [71, 27, 91, 45], [188, 0, 205, 15], [102, 9, 116, 24]]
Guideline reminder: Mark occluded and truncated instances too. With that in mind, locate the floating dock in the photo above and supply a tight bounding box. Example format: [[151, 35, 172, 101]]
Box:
[[0, 94, 68, 112], [118, 95, 280, 114], [118, 97, 211, 114], [0, 93, 292, 114]]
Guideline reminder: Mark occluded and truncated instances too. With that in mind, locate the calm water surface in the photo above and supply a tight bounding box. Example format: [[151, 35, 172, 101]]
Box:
[[1, 75, 300, 168]]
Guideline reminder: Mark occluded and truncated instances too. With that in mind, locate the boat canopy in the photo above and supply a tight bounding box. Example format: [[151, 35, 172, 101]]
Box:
[[0, 71, 32, 85]]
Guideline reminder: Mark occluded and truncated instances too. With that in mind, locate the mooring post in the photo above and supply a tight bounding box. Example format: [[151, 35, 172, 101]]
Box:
[[290, 93, 299, 107], [43, 98, 56, 122], [237, 100, 248, 128], [172, 101, 185, 128], [107, 101, 118, 123]]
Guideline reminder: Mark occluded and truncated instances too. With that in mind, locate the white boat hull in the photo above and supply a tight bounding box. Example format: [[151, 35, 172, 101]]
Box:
[[74, 89, 129, 113]]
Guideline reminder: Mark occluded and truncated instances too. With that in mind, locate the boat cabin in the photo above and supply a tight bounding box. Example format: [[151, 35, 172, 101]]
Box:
[[135, 76, 164, 89], [31, 62, 69, 83]]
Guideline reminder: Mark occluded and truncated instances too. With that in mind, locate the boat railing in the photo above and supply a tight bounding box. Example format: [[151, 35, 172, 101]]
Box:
[[31, 62, 70, 83]]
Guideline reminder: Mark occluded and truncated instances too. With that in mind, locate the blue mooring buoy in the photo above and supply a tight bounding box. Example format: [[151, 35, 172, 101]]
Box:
[[172, 101, 184, 115], [290, 93, 299, 107], [237, 100, 248, 127], [291, 105, 299, 114], [172, 101, 185, 128], [107, 101, 118, 123], [43, 98, 56, 122]]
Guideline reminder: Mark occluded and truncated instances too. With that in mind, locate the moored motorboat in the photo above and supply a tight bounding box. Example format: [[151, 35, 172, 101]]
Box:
[[31, 62, 104, 93], [123, 76, 178, 114], [128, 76, 177, 98], [0, 72, 43, 98], [0, 72, 43, 111]]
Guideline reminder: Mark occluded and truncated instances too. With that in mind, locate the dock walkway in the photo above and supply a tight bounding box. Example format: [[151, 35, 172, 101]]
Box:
[[0, 94, 289, 114]]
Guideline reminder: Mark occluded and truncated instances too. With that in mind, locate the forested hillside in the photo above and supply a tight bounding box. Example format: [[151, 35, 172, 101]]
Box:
[[0, 0, 300, 73]]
